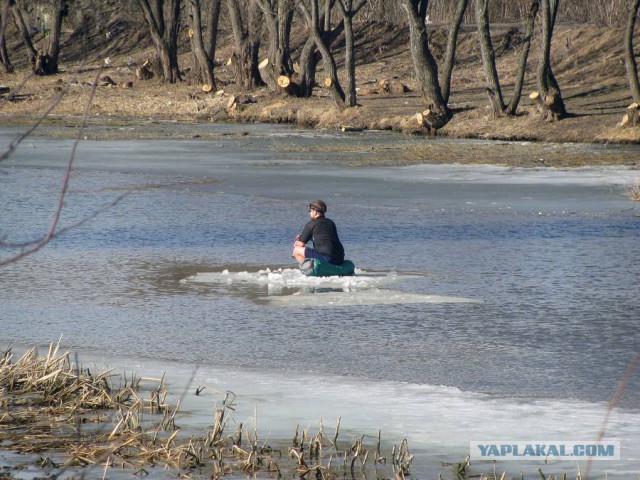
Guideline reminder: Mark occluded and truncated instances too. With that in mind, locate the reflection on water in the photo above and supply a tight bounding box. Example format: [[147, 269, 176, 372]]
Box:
[[1, 124, 639, 476]]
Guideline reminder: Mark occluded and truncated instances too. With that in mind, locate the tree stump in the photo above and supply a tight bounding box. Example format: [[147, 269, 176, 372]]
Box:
[[258, 58, 278, 91], [529, 90, 563, 121], [415, 108, 449, 136], [202, 84, 213, 93], [33, 52, 56, 76], [136, 61, 154, 80], [620, 103, 640, 127], [277, 75, 299, 96]]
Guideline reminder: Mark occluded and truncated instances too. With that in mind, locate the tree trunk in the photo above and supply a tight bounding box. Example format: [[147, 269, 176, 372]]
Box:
[[9, 0, 36, 66], [297, 4, 343, 98], [400, 0, 451, 132], [189, 0, 215, 89], [337, 0, 367, 107], [340, 1, 356, 107], [136, 0, 182, 83], [537, 0, 567, 120], [227, 0, 263, 90], [441, 0, 468, 104], [38, 0, 67, 75], [505, 0, 539, 115], [299, 0, 345, 107], [255, 0, 295, 93], [298, 35, 321, 97], [625, 0, 640, 103], [475, 0, 505, 117], [278, 0, 295, 74], [0, 0, 12, 73], [206, 0, 222, 62]]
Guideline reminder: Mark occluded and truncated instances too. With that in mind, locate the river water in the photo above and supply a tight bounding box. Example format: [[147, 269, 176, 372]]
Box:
[[1, 123, 639, 478]]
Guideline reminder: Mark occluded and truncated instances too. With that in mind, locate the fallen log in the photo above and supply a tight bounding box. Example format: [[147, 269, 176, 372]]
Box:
[[389, 80, 409, 95], [119, 81, 133, 89], [340, 125, 363, 132], [226, 94, 257, 112], [100, 74, 117, 87], [357, 87, 380, 95], [377, 79, 408, 95]]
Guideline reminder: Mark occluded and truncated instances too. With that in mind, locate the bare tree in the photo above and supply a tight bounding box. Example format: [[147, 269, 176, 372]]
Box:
[[625, 0, 640, 103], [227, 0, 263, 90], [441, 0, 468, 104], [535, 0, 567, 120], [400, 0, 451, 132], [9, 0, 37, 66], [189, 0, 215, 89], [505, 0, 539, 115], [336, 0, 367, 107], [136, 0, 182, 83], [298, 0, 345, 107], [475, 0, 505, 117]]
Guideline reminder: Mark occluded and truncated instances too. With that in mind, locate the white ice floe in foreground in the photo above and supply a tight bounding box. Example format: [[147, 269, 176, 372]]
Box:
[[182, 268, 481, 306]]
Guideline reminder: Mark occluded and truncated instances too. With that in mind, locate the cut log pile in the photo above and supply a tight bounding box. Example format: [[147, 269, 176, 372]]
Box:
[[620, 103, 640, 128]]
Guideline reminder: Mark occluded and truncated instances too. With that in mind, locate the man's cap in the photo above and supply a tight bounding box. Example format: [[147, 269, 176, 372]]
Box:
[[309, 200, 327, 214]]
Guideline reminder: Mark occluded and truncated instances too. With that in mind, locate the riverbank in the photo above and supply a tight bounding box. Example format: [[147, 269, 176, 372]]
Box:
[[1, 23, 639, 159]]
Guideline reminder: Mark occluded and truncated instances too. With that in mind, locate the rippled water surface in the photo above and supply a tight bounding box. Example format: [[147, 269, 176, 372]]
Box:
[[1, 124, 639, 477]]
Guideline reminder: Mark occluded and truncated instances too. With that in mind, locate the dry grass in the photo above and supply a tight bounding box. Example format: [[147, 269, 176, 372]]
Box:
[[626, 179, 640, 202], [0, 342, 415, 480]]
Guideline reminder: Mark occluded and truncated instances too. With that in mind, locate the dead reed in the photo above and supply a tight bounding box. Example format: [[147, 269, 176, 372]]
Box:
[[0, 343, 416, 480]]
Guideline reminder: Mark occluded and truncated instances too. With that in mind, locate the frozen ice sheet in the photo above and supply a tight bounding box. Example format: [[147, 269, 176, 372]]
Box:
[[182, 267, 418, 289], [267, 288, 482, 306]]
